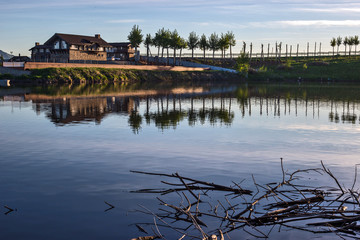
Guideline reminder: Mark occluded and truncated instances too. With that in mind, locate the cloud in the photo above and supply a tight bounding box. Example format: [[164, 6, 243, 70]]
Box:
[[250, 20, 360, 28], [107, 19, 144, 24]]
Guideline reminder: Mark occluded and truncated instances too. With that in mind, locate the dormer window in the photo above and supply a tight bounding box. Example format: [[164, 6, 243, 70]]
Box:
[[61, 41, 67, 49], [54, 41, 60, 49]]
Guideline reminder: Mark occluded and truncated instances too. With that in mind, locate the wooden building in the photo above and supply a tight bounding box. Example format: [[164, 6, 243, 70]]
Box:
[[107, 42, 135, 61], [30, 33, 112, 63], [30, 33, 136, 63]]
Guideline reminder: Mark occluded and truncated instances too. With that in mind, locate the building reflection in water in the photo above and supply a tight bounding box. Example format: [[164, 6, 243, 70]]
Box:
[[31, 97, 138, 126], [3, 85, 360, 133]]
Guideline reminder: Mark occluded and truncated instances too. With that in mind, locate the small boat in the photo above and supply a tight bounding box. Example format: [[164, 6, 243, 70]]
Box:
[[0, 79, 10, 87]]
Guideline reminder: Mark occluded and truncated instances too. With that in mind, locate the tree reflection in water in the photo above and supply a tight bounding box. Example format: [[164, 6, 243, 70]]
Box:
[[5, 83, 360, 133]]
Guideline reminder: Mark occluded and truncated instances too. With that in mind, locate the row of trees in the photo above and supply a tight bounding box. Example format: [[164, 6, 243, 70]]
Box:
[[330, 36, 360, 56], [127, 25, 237, 62]]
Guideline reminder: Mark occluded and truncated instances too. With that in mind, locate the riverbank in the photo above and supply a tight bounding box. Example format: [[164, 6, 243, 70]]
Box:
[[188, 57, 360, 82], [0, 67, 242, 85], [2, 57, 360, 85]]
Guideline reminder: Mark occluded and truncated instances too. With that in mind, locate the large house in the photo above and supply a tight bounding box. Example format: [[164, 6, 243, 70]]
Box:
[[30, 33, 135, 62], [107, 42, 135, 60]]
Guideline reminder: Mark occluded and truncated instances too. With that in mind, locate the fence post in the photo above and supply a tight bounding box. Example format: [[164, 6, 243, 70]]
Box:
[[296, 44, 299, 60], [249, 43, 253, 63], [307, 42, 309, 58], [314, 42, 317, 60]]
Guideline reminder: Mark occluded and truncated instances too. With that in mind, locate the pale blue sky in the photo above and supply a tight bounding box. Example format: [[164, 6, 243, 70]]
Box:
[[1, 0, 360, 56]]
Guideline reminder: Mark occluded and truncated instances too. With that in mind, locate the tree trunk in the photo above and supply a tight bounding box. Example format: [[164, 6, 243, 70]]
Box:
[[180, 49, 183, 65], [173, 48, 176, 66], [192, 49, 194, 58], [166, 48, 169, 65], [135, 46, 138, 63], [158, 47, 160, 56], [230, 45, 232, 59], [146, 46, 149, 64], [213, 50, 215, 60], [203, 49, 206, 60]]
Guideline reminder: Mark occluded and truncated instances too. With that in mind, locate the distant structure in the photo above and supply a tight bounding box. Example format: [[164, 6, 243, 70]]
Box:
[[107, 42, 135, 61], [8, 55, 31, 62], [30, 33, 135, 63]]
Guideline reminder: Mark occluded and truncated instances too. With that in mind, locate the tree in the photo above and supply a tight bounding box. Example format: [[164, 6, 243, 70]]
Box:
[[179, 38, 187, 65], [348, 36, 354, 56], [208, 32, 219, 60], [218, 33, 230, 58], [199, 34, 208, 59], [226, 31, 236, 59], [330, 38, 336, 57], [336, 36, 342, 55], [127, 25, 143, 62], [343, 36, 349, 56], [144, 34, 152, 64], [170, 29, 181, 65], [187, 31, 199, 59], [161, 29, 171, 64], [354, 35, 359, 58], [153, 30, 162, 56]]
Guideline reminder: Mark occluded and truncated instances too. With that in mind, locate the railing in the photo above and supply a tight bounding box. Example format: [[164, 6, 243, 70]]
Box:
[[143, 50, 359, 60]]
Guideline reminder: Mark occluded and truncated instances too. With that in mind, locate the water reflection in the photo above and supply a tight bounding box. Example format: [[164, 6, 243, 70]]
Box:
[[2, 83, 360, 132]]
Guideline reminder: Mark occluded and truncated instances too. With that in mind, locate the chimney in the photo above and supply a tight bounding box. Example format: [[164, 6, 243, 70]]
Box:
[[35, 42, 40, 46], [95, 34, 100, 39]]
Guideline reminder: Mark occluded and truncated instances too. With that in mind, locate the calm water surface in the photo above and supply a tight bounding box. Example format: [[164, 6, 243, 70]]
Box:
[[1, 83, 360, 239]]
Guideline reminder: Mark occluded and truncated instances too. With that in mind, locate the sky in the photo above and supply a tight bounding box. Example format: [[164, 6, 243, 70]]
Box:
[[1, 0, 360, 56]]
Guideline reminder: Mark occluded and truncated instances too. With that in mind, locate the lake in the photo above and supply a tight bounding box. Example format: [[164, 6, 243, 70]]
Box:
[[1, 82, 360, 239]]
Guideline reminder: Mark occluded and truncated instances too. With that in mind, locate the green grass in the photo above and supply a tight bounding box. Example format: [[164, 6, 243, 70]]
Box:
[[188, 56, 360, 82], [250, 58, 360, 82]]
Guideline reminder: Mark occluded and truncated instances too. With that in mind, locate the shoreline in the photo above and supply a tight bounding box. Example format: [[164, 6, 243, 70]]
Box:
[[2, 57, 360, 85]]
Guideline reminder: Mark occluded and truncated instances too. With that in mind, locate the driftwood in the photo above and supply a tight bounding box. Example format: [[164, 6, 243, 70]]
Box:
[[130, 161, 360, 239]]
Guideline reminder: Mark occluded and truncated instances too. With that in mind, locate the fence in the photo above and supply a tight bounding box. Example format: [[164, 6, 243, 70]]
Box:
[[144, 49, 358, 61], [3, 62, 25, 68]]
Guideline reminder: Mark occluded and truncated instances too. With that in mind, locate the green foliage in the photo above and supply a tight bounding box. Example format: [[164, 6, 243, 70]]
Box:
[[258, 65, 267, 73], [127, 25, 143, 48], [170, 29, 182, 50], [235, 52, 250, 76], [218, 33, 230, 53], [236, 52, 249, 64], [199, 34, 208, 51], [208, 33, 220, 53], [226, 31, 236, 47], [285, 59, 293, 68], [144, 34, 153, 48], [187, 31, 199, 51]]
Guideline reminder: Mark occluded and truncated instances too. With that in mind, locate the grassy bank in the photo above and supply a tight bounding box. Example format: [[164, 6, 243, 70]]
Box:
[[2, 57, 360, 84], [188, 57, 360, 82], [1, 67, 242, 85]]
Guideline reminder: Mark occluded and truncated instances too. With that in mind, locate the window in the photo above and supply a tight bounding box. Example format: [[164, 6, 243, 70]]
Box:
[[54, 41, 60, 49], [61, 41, 67, 49]]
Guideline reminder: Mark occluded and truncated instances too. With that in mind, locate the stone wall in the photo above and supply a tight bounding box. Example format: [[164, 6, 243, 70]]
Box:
[[69, 50, 106, 61]]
